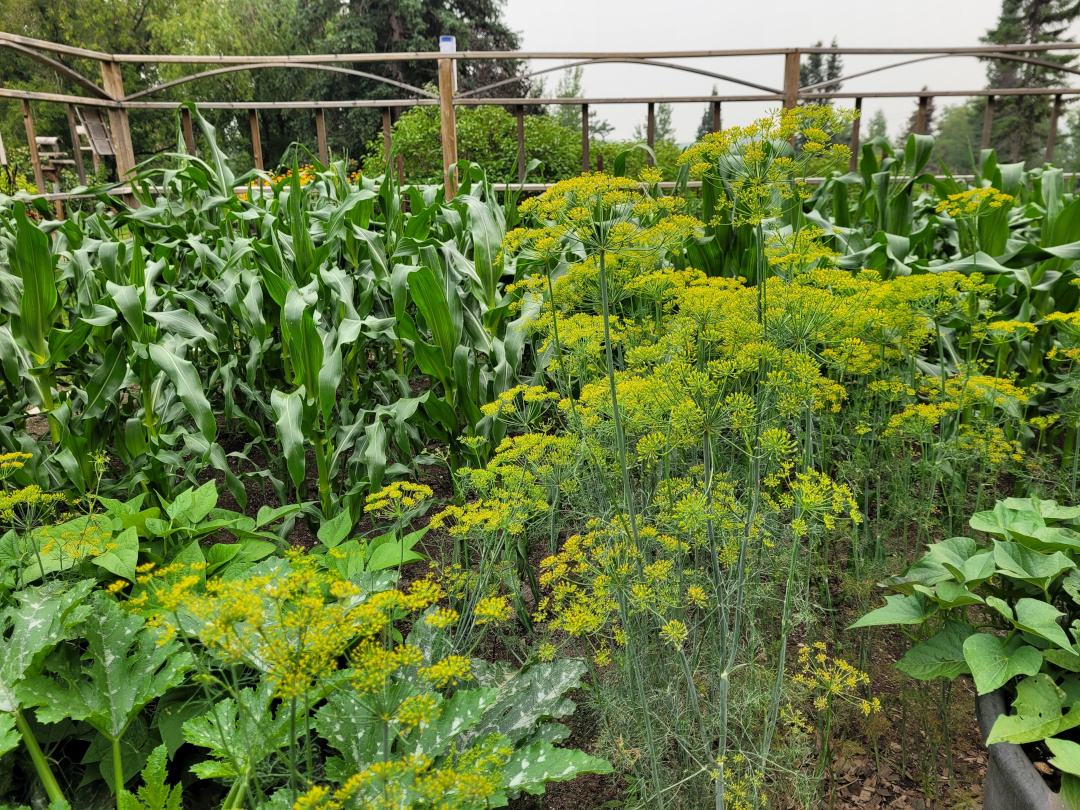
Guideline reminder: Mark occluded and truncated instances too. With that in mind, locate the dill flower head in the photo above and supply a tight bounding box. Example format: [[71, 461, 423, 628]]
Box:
[[507, 173, 700, 262], [679, 106, 855, 226], [935, 186, 1013, 219], [364, 481, 434, 519]]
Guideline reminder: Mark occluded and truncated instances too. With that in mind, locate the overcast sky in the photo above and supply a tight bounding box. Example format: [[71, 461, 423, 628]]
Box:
[[501, 0, 1080, 143]]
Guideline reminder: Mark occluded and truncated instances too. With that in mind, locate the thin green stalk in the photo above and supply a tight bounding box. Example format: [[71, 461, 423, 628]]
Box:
[[112, 737, 125, 808], [14, 708, 67, 806], [598, 248, 640, 549]]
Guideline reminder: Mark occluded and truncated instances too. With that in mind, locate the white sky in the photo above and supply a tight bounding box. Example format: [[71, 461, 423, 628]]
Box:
[[501, 0, 1080, 143]]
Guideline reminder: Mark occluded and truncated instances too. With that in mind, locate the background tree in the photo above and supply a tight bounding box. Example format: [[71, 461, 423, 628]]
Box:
[[901, 87, 938, 139], [867, 108, 889, 141], [0, 0, 530, 172], [633, 102, 676, 143], [800, 38, 844, 105], [548, 67, 613, 139], [696, 85, 719, 141], [981, 0, 1080, 164]]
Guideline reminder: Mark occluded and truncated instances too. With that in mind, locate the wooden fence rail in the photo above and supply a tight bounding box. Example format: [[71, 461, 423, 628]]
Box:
[[2, 34, 1079, 208]]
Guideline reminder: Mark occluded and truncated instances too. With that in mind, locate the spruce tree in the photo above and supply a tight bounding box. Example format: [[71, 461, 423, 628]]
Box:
[[981, 0, 1080, 163]]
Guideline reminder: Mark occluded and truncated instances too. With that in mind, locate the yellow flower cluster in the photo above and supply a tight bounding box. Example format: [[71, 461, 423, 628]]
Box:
[[935, 187, 1013, 218], [364, 481, 434, 517], [793, 642, 879, 716], [678, 107, 855, 226], [294, 734, 513, 810]]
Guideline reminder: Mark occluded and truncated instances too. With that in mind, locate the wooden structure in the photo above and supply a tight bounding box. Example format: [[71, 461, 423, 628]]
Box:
[[2, 33, 1080, 205]]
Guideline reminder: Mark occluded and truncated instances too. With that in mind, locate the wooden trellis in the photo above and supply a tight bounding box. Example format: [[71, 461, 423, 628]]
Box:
[[2, 32, 1079, 208]]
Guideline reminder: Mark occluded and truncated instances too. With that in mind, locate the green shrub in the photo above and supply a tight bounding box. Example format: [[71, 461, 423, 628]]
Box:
[[362, 105, 684, 184]]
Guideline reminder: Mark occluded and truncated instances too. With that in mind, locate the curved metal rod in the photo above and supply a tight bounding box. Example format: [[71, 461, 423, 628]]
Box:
[[123, 61, 437, 101], [801, 51, 1080, 93], [0, 40, 108, 98], [456, 56, 782, 99]]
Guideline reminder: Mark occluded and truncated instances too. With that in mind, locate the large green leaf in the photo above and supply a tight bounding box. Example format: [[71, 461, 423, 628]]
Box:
[[19, 596, 193, 742], [0, 580, 94, 713], [148, 343, 216, 442], [850, 593, 937, 628], [963, 634, 1043, 695], [463, 659, 586, 747], [987, 674, 1080, 745], [183, 680, 287, 780], [1014, 598, 1074, 650], [994, 540, 1074, 592], [501, 739, 612, 797], [896, 621, 973, 681], [271, 387, 306, 492]]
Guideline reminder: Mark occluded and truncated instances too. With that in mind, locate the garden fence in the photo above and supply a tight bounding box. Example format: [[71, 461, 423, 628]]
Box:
[[2, 31, 1080, 208]]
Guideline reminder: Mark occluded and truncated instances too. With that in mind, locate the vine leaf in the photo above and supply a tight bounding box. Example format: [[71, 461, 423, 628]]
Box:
[[848, 593, 937, 628], [963, 634, 1043, 695], [987, 674, 1080, 745], [896, 621, 973, 681]]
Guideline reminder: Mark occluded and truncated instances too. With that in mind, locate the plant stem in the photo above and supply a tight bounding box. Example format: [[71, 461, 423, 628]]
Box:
[[598, 248, 640, 549], [112, 737, 125, 809], [14, 708, 67, 807]]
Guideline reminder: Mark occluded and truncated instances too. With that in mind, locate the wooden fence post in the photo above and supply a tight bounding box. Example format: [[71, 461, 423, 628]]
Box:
[[249, 109, 264, 171], [849, 97, 862, 173], [783, 50, 800, 109], [916, 95, 929, 135], [315, 108, 328, 165], [20, 100, 46, 194], [65, 104, 86, 184], [382, 107, 392, 162], [712, 100, 721, 134], [98, 61, 136, 184], [582, 103, 590, 173], [1047, 94, 1063, 164], [516, 105, 525, 183], [646, 102, 655, 167], [438, 57, 458, 200], [981, 95, 995, 151], [181, 107, 196, 156]]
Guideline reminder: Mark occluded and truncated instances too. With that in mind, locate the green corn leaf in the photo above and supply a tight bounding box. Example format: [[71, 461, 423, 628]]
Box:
[[409, 264, 460, 369], [83, 337, 130, 421], [271, 387, 306, 492], [19, 596, 192, 742], [963, 634, 1043, 695], [9, 202, 58, 363], [148, 343, 216, 441]]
